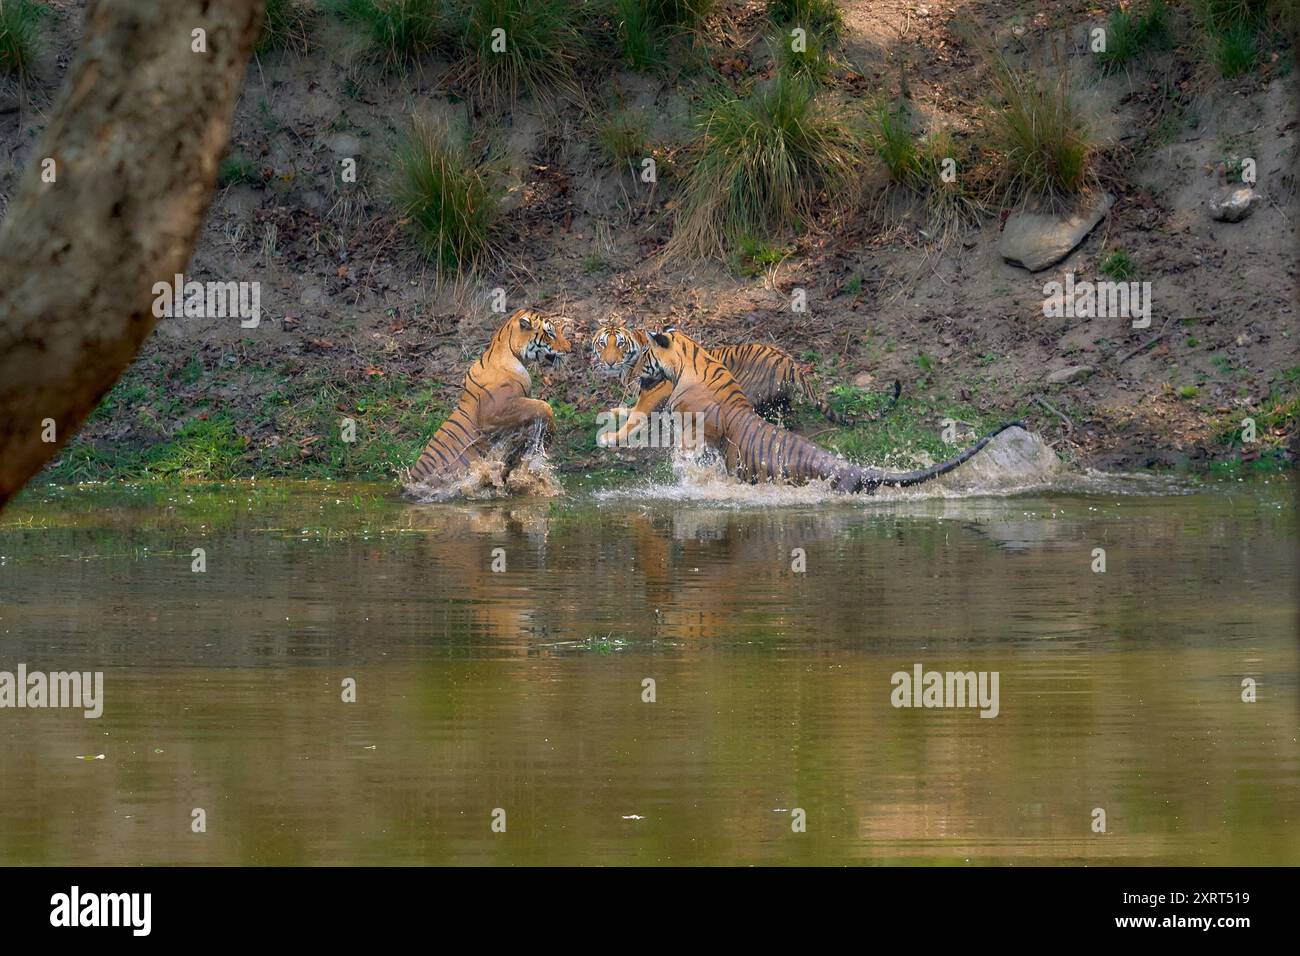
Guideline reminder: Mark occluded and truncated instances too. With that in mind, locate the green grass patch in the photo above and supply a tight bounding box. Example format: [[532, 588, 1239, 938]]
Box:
[[292, 377, 442, 479], [46, 362, 455, 483], [1096, 1, 1171, 74], [807, 389, 1028, 470], [148, 418, 248, 480], [47, 415, 248, 483], [1203, 450, 1292, 476], [218, 154, 264, 187], [615, 0, 668, 69], [1211, 368, 1300, 468], [1100, 247, 1137, 280], [730, 235, 789, 276]]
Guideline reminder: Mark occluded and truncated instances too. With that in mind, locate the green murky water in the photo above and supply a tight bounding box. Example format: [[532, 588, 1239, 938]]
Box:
[[0, 478, 1295, 865]]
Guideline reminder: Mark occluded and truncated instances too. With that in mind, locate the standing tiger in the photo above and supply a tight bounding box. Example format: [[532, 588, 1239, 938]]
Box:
[[642, 327, 1022, 493], [590, 325, 898, 447], [404, 310, 571, 492]]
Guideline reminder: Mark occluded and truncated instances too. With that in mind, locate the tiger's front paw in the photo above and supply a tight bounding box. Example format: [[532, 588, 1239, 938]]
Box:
[[596, 407, 629, 448]]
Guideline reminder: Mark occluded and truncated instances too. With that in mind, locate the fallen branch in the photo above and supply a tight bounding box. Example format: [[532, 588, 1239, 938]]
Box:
[[1111, 314, 1215, 368], [1034, 395, 1074, 435], [1113, 315, 1175, 367]]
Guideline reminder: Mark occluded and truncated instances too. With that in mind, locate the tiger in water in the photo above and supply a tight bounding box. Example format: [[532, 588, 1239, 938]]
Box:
[[589, 325, 899, 447], [405, 309, 571, 491], [640, 327, 1022, 493]]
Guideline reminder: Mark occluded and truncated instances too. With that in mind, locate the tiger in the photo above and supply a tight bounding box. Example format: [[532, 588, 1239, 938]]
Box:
[[641, 327, 1023, 493], [590, 325, 899, 447], [405, 309, 571, 489]]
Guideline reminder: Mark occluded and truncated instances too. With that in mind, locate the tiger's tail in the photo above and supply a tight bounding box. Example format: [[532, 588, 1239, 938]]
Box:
[[851, 421, 1026, 492], [732, 416, 1023, 494]]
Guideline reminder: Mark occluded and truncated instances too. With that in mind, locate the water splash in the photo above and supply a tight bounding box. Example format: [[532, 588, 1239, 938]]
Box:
[[402, 422, 563, 503], [596, 427, 1194, 505]]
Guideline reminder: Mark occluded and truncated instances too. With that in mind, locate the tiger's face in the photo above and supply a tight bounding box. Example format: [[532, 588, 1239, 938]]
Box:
[[589, 326, 642, 378], [508, 310, 571, 367], [646, 326, 687, 383]]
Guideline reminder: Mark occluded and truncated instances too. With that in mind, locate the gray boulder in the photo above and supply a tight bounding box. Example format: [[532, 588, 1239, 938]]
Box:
[[1001, 193, 1115, 272]]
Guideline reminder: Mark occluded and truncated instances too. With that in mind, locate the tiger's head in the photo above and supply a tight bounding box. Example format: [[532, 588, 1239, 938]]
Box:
[[646, 326, 689, 383], [589, 325, 645, 378], [505, 309, 571, 368]]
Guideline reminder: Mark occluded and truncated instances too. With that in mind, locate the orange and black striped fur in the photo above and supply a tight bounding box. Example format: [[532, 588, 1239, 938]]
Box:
[[590, 325, 894, 446], [644, 328, 1022, 493], [406, 310, 571, 487]]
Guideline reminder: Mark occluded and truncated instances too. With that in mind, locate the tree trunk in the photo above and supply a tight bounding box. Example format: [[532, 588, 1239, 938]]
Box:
[[0, 0, 263, 510]]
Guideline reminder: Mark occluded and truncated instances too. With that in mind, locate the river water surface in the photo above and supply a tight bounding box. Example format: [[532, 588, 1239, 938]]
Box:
[[0, 477, 1295, 865]]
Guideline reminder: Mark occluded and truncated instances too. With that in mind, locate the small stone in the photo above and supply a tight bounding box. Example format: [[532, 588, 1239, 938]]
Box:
[[1209, 186, 1260, 222], [1044, 365, 1095, 385], [852, 371, 876, 388], [323, 133, 362, 157]]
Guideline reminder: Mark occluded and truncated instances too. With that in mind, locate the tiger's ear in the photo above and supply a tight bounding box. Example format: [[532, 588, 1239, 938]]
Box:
[[651, 331, 671, 348], [517, 313, 533, 330]]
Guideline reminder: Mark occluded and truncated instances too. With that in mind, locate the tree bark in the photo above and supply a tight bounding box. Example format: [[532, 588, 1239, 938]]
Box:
[[0, 0, 263, 510]]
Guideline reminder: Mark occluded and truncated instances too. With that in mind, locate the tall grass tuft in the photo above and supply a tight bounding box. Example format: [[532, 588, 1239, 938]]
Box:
[[987, 55, 1093, 200], [616, 0, 666, 69], [1194, 0, 1292, 76], [771, 25, 837, 84], [596, 112, 649, 171], [1211, 21, 1259, 74], [390, 116, 506, 275], [0, 0, 45, 79], [452, 0, 585, 104], [869, 103, 920, 184], [328, 0, 446, 70], [666, 71, 863, 260], [257, 0, 313, 54], [614, 0, 714, 69], [868, 107, 982, 231]]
